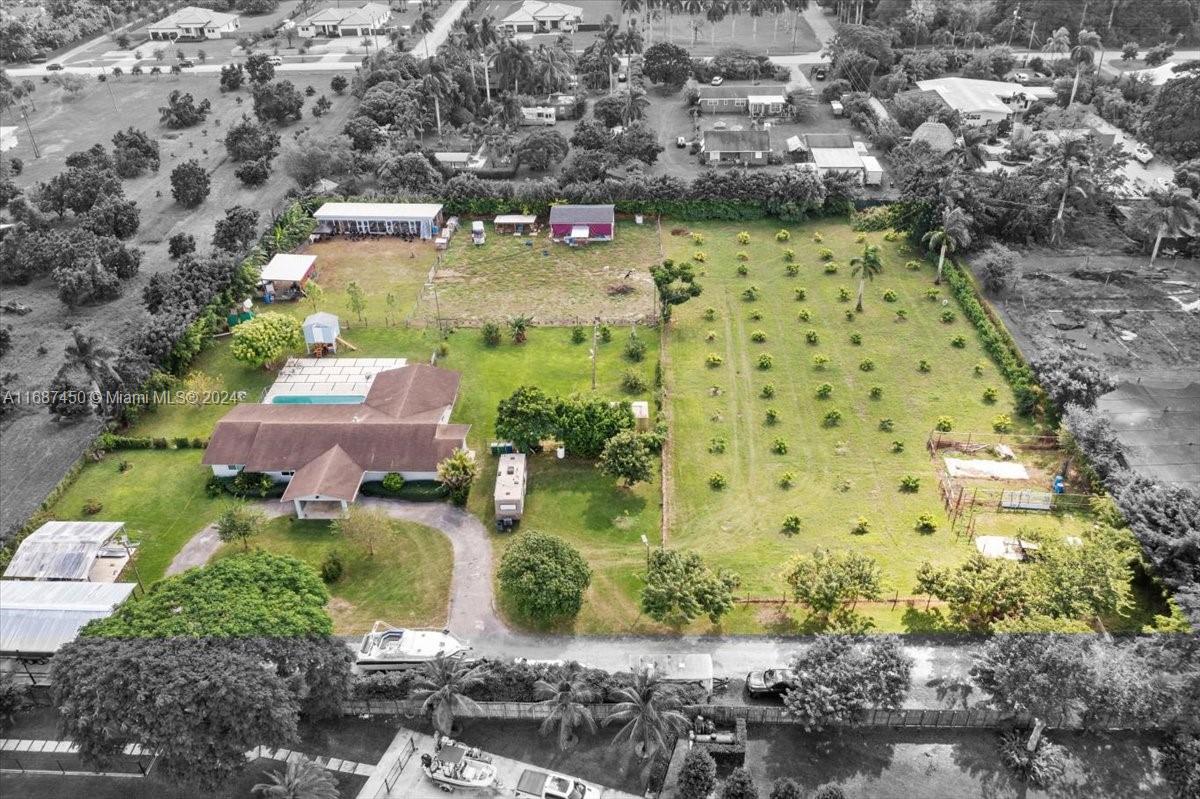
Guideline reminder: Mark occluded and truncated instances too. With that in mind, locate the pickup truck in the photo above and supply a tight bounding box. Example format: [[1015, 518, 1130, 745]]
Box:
[[515, 769, 597, 799]]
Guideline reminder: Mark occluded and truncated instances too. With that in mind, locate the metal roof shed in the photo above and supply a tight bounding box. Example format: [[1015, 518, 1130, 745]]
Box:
[[260, 254, 317, 285], [0, 580, 136, 658], [3, 521, 126, 581]]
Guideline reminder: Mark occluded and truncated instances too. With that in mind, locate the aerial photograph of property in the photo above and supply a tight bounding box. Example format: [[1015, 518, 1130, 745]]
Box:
[[2, 0, 1199, 797]]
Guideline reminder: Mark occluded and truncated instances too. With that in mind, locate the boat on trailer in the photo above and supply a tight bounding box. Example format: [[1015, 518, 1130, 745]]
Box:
[[354, 621, 470, 671], [421, 743, 497, 789]]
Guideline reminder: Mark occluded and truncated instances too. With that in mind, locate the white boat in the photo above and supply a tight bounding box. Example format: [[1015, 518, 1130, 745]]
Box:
[[421, 743, 497, 789], [354, 621, 470, 671]]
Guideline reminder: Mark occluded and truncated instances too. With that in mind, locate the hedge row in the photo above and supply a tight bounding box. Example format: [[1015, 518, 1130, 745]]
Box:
[[942, 259, 1042, 416], [96, 433, 209, 451], [358, 480, 449, 502]]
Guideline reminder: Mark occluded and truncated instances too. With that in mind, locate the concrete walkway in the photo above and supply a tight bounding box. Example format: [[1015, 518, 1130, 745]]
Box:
[[357, 729, 640, 799], [358, 498, 510, 638], [163, 524, 221, 576]]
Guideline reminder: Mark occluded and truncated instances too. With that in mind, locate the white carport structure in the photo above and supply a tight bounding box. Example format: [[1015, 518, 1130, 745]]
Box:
[[3, 521, 130, 582], [260, 253, 316, 288], [313, 202, 445, 239], [0, 580, 136, 660]]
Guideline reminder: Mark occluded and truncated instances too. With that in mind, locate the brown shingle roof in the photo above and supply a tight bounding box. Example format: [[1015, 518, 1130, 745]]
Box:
[[203, 364, 467, 475], [281, 445, 364, 501], [704, 129, 771, 153]]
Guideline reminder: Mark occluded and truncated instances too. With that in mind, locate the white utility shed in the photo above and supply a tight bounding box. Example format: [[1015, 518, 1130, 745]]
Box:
[[260, 254, 317, 286], [0, 580, 136, 658], [3, 521, 130, 582], [303, 312, 341, 353]]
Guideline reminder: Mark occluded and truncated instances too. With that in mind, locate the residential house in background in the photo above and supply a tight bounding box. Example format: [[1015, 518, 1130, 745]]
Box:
[[298, 3, 391, 38], [695, 84, 790, 116], [148, 6, 240, 40], [702, 129, 772, 165], [915, 77, 1056, 126], [497, 1, 584, 34], [204, 364, 469, 519], [802, 133, 867, 184]]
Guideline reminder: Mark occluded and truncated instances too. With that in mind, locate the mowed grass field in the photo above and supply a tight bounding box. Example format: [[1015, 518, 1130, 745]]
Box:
[[661, 220, 1098, 632], [419, 222, 660, 325]]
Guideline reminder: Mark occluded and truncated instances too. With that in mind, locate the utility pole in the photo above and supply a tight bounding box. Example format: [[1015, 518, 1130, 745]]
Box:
[[590, 316, 599, 390], [431, 251, 443, 333], [1007, 1, 1020, 47], [20, 106, 40, 158]]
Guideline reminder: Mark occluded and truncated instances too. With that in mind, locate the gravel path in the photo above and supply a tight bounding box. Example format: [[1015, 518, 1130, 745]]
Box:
[[164, 523, 222, 576]]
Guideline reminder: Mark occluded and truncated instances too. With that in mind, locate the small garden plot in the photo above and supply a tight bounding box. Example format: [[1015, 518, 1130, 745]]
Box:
[[416, 222, 660, 325], [663, 220, 1043, 632]]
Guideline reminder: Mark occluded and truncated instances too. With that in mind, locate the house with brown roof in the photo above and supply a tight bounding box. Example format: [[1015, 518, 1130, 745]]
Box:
[[203, 364, 469, 518], [702, 129, 772, 165]]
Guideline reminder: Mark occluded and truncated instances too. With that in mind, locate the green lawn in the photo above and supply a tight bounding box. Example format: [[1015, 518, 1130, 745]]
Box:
[[660, 220, 1107, 633], [45, 449, 225, 586], [215, 516, 453, 634], [418, 221, 661, 325]]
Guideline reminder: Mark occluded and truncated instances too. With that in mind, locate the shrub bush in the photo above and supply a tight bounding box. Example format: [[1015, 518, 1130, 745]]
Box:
[[883, 289, 898, 302], [859, 359, 875, 372], [765, 408, 779, 425], [571, 326, 587, 344], [797, 308, 812, 321], [926, 288, 941, 301], [951, 335, 967, 348], [813, 232, 823, 243], [481, 322, 502, 347], [706, 330, 717, 341], [824, 262, 839, 274], [805, 329, 819, 344], [172, 436, 191, 449], [691, 232, 704, 244], [749, 309, 763, 320], [706, 353, 724, 368], [757, 353, 773, 370], [918, 359, 932, 372], [895, 308, 908, 321], [779, 472, 796, 488], [813, 353, 829, 368], [844, 309, 855, 321], [935, 416, 953, 432], [837, 287, 852, 302], [736, 264, 749, 276], [899, 475, 920, 492], [704, 307, 717, 320], [320, 550, 344, 583], [760, 384, 775, 399], [786, 263, 800, 276], [736, 251, 749, 262], [624, 330, 647, 362], [823, 409, 842, 427], [999, 732, 1067, 789], [381, 472, 405, 492], [737, 231, 750, 244], [708, 472, 728, 489], [82, 497, 103, 515], [750, 330, 767, 342], [879, 418, 895, 432], [600, 324, 613, 343], [118, 460, 132, 473], [818, 247, 834, 261], [621, 371, 648, 393], [905, 260, 922, 270], [891, 440, 905, 453], [940, 309, 956, 324], [973, 362, 986, 376], [915, 513, 938, 533], [782, 514, 802, 534], [992, 414, 1013, 433], [708, 437, 727, 454], [772, 438, 788, 454], [152, 437, 169, 449], [852, 516, 870, 534], [983, 386, 998, 403], [693, 251, 707, 262], [869, 386, 883, 399], [849, 332, 862, 345], [742, 285, 760, 301], [815, 382, 833, 399], [783, 248, 796, 262], [794, 288, 807, 301], [776, 229, 791, 242]]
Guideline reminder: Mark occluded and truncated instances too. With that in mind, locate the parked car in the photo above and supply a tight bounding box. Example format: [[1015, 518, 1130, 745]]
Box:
[[1130, 144, 1154, 165], [267, 55, 283, 66], [710, 75, 725, 86], [676, 136, 689, 148], [617, 71, 627, 82], [178, 58, 194, 68], [813, 66, 828, 80], [745, 668, 796, 697], [28, 52, 48, 63], [45, 63, 63, 71]]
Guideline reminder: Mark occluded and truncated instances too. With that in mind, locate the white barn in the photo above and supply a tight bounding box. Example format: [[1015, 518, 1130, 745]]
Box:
[[313, 202, 444, 239]]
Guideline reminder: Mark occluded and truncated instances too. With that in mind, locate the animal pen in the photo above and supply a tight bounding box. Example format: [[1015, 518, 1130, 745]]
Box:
[[926, 430, 1094, 538]]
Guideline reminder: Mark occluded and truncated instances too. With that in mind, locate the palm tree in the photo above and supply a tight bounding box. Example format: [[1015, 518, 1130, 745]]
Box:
[[849, 243, 883, 312], [531, 43, 574, 94], [619, 22, 644, 55], [726, 0, 743, 40], [1043, 137, 1095, 245], [1041, 25, 1071, 61], [597, 23, 621, 93], [535, 667, 598, 750], [495, 36, 533, 94], [1068, 29, 1102, 105], [411, 656, 487, 735], [1142, 189, 1200, 266], [624, 84, 650, 124], [508, 315, 532, 344], [922, 206, 973, 285], [621, 0, 643, 26], [420, 57, 452, 138], [683, 0, 705, 45], [706, 0, 727, 47], [785, 0, 810, 51], [605, 671, 691, 760], [415, 11, 436, 58], [252, 757, 339, 799], [64, 328, 120, 409], [958, 127, 989, 170]]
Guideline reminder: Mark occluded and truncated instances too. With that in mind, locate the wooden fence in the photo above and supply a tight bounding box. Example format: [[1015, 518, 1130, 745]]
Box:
[[341, 700, 1154, 732]]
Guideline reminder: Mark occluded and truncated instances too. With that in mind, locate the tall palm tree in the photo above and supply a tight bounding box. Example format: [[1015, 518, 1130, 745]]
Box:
[[252, 757, 339, 799], [1041, 25, 1071, 61], [412, 656, 486, 735], [922, 206, 973, 285], [621, 0, 643, 26], [785, 0, 809, 51], [535, 667, 598, 750], [849, 243, 883, 312], [64, 328, 120, 409], [726, 0, 744, 40], [706, 0, 728, 47], [531, 43, 574, 94], [1043, 137, 1095, 244], [619, 22, 644, 55], [420, 57, 452, 138], [748, 0, 767, 40], [597, 23, 621, 93], [415, 11, 436, 58], [958, 127, 989, 170], [1142, 189, 1200, 266], [683, 0, 705, 45], [495, 36, 533, 95], [624, 84, 650, 124], [1068, 29, 1102, 105], [604, 671, 691, 760]]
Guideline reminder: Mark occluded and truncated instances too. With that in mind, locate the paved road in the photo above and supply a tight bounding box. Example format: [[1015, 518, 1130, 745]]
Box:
[[410, 0, 469, 60]]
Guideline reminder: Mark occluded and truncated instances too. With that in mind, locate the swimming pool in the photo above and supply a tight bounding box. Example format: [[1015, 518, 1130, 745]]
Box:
[[271, 395, 364, 405]]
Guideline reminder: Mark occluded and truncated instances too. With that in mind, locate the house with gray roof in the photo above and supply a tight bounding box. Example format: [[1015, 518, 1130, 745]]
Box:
[[702, 129, 772, 165]]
